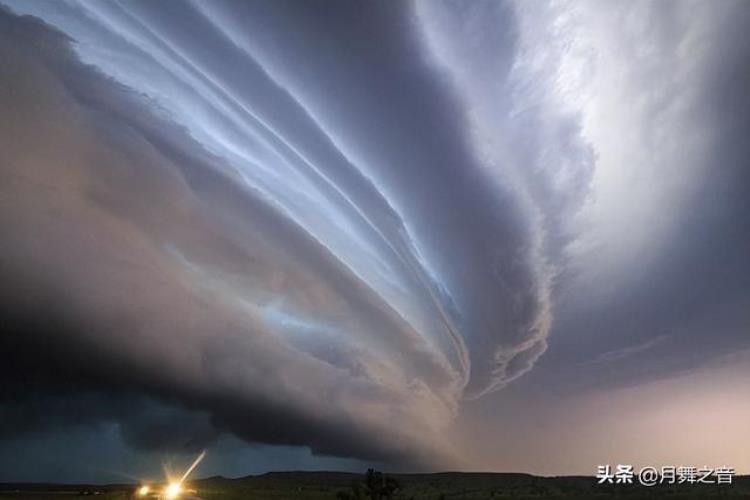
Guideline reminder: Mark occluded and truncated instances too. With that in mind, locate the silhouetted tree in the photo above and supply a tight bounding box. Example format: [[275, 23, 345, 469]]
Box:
[[363, 469, 400, 500], [365, 469, 383, 500], [383, 476, 400, 499]]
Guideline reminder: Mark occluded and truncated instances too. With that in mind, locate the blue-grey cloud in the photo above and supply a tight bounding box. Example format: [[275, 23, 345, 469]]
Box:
[[0, 0, 574, 467], [2, 0, 748, 477]]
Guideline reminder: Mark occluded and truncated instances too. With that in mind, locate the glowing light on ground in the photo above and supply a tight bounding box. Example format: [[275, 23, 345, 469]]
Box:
[[165, 482, 181, 499]]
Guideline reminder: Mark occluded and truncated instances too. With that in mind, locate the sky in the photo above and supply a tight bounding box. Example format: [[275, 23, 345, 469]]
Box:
[[0, 0, 748, 483]]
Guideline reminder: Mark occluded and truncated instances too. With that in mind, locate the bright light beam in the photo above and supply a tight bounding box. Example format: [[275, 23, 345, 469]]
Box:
[[180, 450, 206, 484]]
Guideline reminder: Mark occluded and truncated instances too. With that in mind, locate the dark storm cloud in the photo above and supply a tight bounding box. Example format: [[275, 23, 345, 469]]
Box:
[[0, 5, 455, 466], [3, 0, 748, 478], [135, 0, 561, 395], [0, 0, 567, 468]]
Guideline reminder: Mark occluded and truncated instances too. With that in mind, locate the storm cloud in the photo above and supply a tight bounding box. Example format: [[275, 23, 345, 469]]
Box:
[[1, 0, 749, 478], [0, 0, 565, 467]]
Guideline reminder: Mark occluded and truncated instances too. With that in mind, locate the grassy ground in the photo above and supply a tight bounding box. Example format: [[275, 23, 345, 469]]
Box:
[[1, 471, 748, 499]]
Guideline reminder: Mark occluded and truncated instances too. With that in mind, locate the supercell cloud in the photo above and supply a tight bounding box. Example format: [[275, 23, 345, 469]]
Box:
[[0, 0, 563, 466], [1, 0, 748, 474]]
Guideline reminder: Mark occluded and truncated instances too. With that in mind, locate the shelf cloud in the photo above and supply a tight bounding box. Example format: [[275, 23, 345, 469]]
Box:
[[1, 0, 748, 475]]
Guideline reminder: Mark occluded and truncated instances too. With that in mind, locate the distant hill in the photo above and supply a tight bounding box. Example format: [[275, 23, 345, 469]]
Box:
[[2, 471, 748, 499]]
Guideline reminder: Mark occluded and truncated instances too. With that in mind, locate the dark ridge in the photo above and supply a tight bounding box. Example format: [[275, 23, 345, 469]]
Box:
[[2, 472, 747, 499]]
